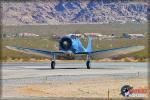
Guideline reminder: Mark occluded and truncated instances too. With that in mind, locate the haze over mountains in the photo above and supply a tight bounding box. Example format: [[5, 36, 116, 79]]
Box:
[[2, 0, 149, 25]]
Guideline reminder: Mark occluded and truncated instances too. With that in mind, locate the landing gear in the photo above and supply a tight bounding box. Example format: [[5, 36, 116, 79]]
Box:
[[51, 54, 56, 69], [51, 61, 55, 69], [86, 60, 91, 69], [86, 55, 91, 69]]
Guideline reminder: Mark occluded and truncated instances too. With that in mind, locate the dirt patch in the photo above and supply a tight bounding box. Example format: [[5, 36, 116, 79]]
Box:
[[16, 85, 50, 96], [15, 77, 148, 98]]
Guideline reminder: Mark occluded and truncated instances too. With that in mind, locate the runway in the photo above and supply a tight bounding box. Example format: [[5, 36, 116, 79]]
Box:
[[1, 62, 148, 99], [2, 62, 147, 80]]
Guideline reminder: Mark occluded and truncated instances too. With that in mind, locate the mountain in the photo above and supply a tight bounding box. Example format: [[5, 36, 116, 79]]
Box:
[[2, 0, 149, 25]]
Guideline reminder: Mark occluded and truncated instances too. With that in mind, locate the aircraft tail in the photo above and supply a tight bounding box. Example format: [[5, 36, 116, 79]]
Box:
[[86, 36, 92, 52]]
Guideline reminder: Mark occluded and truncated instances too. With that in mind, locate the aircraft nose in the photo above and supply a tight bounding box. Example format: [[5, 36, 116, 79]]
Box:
[[63, 41, 68, 46], [59, 37, 72, 51], [63, 41, 70, 48]]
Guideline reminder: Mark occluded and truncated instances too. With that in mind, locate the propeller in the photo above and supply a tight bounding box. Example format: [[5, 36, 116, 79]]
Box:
[[59, 37, 72, 51]]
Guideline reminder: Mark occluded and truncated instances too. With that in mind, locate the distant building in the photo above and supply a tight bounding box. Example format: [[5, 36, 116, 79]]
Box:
[[18, 33, 39, 37], [2, 32, 39, 39], [121, 33, 144, 39], [83, 33, 114, 39], [83, 33, 100, 37]]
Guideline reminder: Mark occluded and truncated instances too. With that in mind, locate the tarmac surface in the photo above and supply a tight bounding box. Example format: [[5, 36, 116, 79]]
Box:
[[2, 62, 147, 83], [1, 62, 148, 99]]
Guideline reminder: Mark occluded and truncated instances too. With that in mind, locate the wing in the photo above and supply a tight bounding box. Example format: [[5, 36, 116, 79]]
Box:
[[75, 46, 145, 59], [5, 46, 64, 57]]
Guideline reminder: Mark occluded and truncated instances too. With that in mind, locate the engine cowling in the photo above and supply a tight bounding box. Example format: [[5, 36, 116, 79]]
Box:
[[59, 37, 72, 51]]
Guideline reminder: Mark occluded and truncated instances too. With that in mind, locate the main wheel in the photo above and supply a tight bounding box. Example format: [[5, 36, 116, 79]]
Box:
[[86, 61, 91, 69], [51, 61, 55, 69]]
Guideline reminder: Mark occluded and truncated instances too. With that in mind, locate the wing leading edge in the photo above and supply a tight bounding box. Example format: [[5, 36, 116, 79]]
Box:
[[5, 46, 64, 57], [76, 46, 145, 58]]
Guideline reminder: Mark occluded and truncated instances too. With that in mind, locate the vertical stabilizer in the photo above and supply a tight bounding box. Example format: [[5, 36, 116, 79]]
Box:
[[86, 36, 92, 52]]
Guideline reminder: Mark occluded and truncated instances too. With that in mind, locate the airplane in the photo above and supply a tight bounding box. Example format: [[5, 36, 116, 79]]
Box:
[[6, 35, 145, 69]]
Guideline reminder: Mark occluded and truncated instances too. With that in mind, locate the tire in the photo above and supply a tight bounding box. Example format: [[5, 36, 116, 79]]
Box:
[[86, 61, 91, 69], [51, 61, 55, 69]]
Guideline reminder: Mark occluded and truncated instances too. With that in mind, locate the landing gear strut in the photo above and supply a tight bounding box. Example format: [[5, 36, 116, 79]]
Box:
[[51, 54, 56, 69], [86, 60, 91, 69], [86, 55, 91, 69]]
